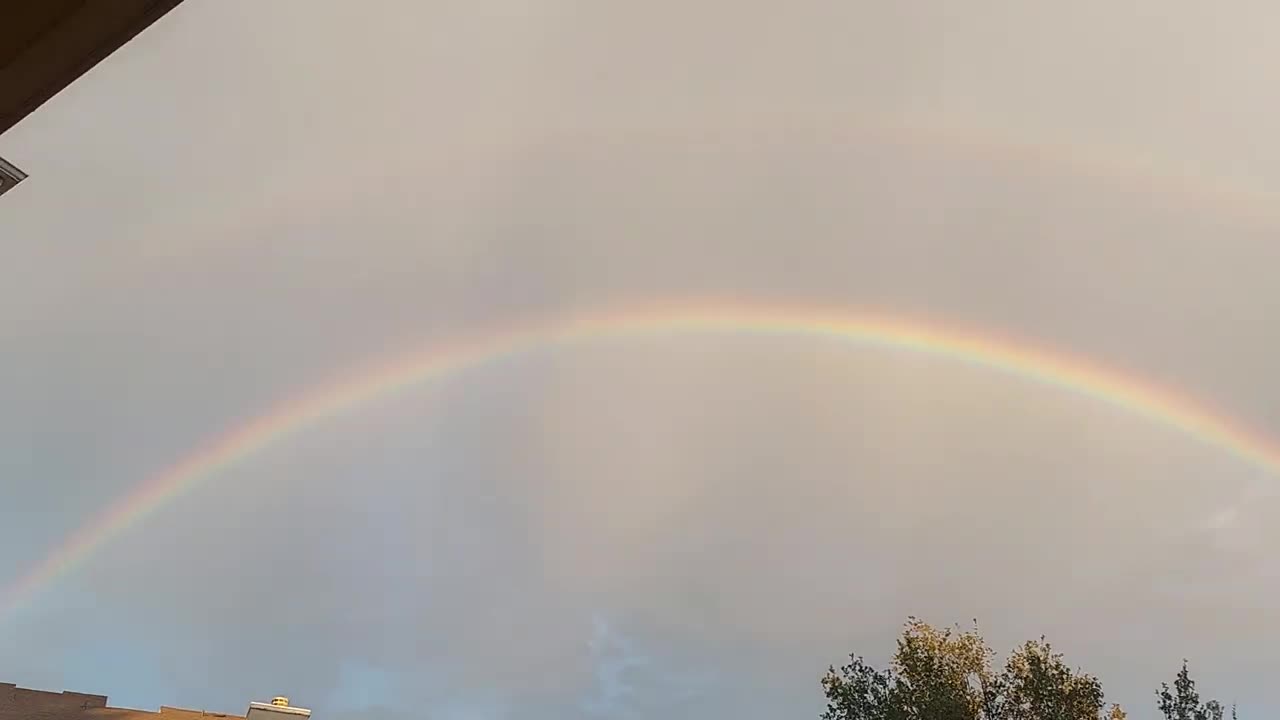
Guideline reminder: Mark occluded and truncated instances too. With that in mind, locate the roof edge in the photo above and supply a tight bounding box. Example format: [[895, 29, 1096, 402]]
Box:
[[0, 154, 27, 197]]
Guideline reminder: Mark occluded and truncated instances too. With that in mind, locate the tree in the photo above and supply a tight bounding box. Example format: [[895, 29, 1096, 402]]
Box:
[[891, 617, 999, 720], [821, 618, 996, 720], [1157, 661, 1231, 720], [1000, 637, 1105, 720], [820, 618, 1124, 720], [821, 655, 899, 720]]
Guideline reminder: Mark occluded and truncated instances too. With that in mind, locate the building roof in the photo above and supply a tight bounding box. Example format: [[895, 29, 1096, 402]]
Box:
[[0, 0, 186, 136], [0, 682, 242, 720], [0, 0, 188, 198]]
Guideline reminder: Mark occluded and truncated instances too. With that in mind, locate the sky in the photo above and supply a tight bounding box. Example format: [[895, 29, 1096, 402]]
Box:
[[2, 1, 1280, 718]]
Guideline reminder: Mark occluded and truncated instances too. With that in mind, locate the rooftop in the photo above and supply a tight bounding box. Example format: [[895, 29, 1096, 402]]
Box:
[[0, 0, 187, 135], [0, 0, 188, 197], [0, 682, 274, 720]]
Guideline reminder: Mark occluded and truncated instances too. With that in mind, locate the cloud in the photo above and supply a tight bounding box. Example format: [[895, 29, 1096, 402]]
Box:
[[580, 614, 722, 719], [5, 0, 1280, 717]]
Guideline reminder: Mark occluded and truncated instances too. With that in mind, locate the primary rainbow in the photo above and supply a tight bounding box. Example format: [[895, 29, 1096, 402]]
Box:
[[3, 300, 1277, 622]]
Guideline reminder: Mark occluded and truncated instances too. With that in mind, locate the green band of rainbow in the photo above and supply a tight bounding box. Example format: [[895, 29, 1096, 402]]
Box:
[[2, 301, 1274, 623]]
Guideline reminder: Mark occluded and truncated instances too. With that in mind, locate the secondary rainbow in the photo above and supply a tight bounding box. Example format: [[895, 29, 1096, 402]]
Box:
[[138, 112, 1280, 263], [3, 300, 1278, 622]]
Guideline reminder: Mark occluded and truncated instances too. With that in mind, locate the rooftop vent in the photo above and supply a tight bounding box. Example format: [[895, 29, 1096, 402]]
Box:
[[271, 699, 288, 708]]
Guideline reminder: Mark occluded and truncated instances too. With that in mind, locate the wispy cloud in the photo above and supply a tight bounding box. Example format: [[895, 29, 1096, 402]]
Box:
[[580, 614, 719, 719]]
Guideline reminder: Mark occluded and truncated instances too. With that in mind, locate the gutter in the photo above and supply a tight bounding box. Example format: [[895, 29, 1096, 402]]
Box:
[[0, 155, 26, 197]]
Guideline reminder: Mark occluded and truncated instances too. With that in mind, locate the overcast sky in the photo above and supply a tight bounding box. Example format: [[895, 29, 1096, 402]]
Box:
[[2, 1, 1280, 718]]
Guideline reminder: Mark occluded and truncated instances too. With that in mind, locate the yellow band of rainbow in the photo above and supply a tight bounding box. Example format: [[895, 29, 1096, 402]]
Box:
[[2, 300, 1273, 623]]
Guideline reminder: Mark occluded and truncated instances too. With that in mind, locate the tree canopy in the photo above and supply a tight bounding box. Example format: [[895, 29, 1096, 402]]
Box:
[[820, 618, 1233, 720], [1157, 660, 1234, 720]]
